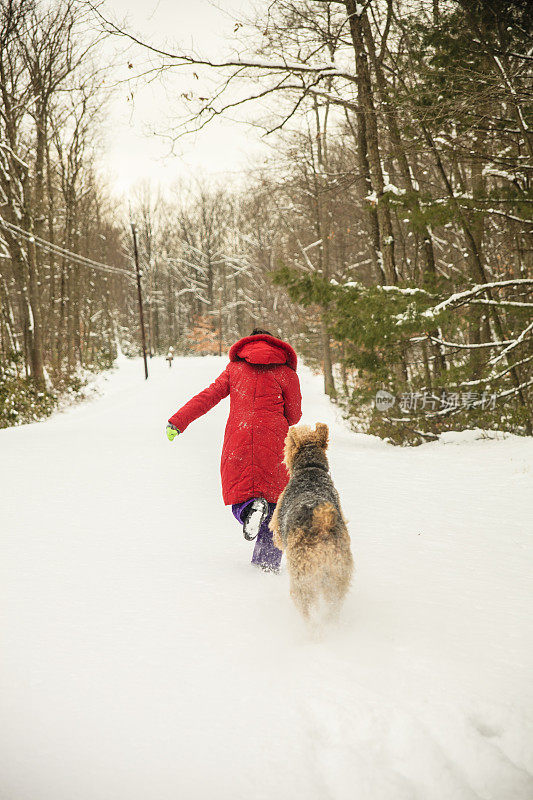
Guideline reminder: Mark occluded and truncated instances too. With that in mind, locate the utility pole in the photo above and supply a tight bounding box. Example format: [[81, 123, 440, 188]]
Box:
[[131, 223, 149, 380], [218, 286, 223, 357]]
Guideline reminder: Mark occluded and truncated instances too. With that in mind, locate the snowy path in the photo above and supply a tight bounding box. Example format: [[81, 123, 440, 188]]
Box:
[[1, 355, 532, 800]]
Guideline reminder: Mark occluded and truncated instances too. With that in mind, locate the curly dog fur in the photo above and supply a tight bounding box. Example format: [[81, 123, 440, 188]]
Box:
[[270, 423, 353, 621]]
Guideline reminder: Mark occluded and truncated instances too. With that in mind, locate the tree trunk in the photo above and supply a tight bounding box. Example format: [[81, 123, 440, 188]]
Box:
[[345, 109, 385, 283], [320, 314, 336, 398], [344, 0, 398, 285], [313, 97, 336, 398], [21, 180, 46, 389]]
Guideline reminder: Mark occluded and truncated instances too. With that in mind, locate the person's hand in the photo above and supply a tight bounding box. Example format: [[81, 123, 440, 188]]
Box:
[[166, 423, 180, 442]]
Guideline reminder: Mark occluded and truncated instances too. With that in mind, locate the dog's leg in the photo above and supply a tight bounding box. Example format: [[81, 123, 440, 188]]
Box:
[[322, 543, 354, 622], [290, 581, 311, 621], [289, 569, 319, 623], [322, 579, 343, 625], [269, 488, 286, 551]]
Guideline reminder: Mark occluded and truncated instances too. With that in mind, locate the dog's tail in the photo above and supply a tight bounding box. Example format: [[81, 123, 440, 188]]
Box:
[[311, 502, 338, 536]]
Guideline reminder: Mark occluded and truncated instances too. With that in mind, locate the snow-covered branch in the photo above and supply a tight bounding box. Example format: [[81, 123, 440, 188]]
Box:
[[422, 279, 533, 319]]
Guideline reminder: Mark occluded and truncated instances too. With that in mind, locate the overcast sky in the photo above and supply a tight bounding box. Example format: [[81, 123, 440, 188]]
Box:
[[95, 0, 271, 197]]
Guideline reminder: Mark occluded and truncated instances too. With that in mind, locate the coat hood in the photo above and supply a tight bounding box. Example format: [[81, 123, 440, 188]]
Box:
[[229, 334, 297, 370]]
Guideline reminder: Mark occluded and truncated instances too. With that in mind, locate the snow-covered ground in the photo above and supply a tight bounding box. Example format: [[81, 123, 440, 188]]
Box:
[[1, 355, 532, 800]]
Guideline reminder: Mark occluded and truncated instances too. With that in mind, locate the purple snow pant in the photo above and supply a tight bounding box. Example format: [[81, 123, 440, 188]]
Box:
[[232, 500, 282, 572]]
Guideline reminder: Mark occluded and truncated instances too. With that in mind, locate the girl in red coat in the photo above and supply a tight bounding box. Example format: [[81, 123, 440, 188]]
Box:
[[166, 329, 302, 573]]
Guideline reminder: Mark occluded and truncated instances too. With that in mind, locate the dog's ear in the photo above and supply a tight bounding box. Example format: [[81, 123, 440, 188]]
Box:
[[315, 423, 329, 450], [285, 426, 298, 452], [284, 426, 299, 470]]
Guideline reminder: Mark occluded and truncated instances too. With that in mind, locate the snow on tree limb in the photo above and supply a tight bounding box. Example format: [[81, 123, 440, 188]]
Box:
[[422, 279, 533, 319]]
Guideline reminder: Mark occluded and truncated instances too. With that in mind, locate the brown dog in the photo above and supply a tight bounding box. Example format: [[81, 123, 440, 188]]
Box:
[[270, 423, 353, 622]]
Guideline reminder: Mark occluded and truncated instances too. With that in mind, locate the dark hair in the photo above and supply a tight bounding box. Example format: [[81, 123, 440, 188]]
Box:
[[251, 327, 274, 336]]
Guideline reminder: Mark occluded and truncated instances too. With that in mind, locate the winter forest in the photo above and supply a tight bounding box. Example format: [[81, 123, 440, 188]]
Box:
[[1, 0, 531, 442], [1, 2, 533, 799]]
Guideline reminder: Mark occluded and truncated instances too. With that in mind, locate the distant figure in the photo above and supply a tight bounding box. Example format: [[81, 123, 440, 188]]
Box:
[[166, 347, 174, 368], [165, 328, 302, 573]]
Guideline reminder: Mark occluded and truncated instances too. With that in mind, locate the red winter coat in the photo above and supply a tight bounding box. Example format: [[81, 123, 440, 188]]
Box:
[[168, 335, 302, 505]]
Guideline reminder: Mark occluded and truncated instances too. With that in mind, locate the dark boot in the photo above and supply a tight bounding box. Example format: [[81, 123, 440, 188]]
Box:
[[251, 503, 282, 573]]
